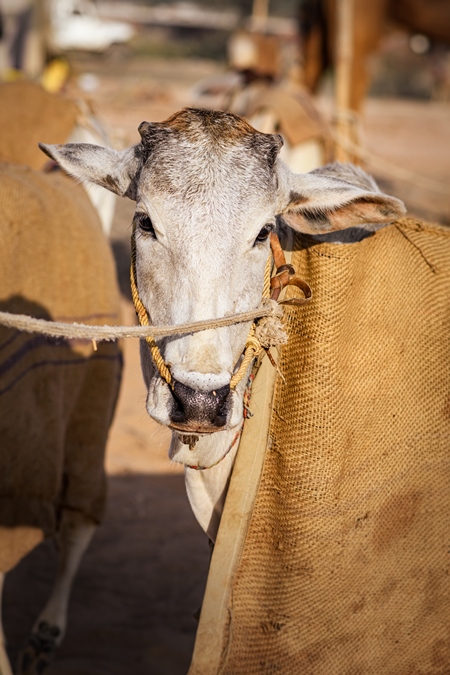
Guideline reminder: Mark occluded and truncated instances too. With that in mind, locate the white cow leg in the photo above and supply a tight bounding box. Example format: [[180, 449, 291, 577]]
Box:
[[0, 574, 13, 675], [17, 512, 96, 675]]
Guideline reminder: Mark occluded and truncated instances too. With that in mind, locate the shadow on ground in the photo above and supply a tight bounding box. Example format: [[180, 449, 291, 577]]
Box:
[[4, 473, 210, 675]]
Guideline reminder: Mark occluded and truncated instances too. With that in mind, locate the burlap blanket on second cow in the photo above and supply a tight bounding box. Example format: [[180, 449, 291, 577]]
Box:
[[0, 81, 78, 170], [190, 217, 450, 675], [0, 163, 122, 556]]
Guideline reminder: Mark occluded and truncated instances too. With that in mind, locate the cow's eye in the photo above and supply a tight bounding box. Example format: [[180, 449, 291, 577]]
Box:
[[136, 214, 156, 237], [255, 224, 273, 244]]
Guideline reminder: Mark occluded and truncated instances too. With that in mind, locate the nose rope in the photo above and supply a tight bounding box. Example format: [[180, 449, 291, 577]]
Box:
[[229, 312, 266, 390], [130, 229, 311, 390], [130, 232, 173, 385]]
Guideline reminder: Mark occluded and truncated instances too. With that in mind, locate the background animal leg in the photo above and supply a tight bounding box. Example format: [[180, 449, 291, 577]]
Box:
[[17, 511, 96, 675], [0, 574, 13, 675]]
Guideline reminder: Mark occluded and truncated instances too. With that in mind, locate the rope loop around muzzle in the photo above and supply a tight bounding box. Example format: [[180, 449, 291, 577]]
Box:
[[130, 229, 312, 390]]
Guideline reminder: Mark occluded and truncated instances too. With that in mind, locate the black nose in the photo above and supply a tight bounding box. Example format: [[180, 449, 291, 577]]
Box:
[[170, 381, 230, 429]]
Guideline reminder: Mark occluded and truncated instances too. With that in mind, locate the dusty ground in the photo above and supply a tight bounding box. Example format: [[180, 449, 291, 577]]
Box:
[[3, 55, 450, 675]]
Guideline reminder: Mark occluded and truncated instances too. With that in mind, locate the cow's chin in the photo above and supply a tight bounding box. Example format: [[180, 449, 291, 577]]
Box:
[[145, 375, 245, 432], [168, 421, 225, 435], [168, 425, 242, 469]]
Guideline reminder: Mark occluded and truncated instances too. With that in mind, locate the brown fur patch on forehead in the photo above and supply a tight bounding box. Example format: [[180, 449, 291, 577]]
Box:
[[140, 108, 256, 144], [138, 108, 282, 164], [165, 107, 258, 139]]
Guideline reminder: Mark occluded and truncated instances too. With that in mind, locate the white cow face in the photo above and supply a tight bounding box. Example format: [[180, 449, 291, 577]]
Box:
[[40, 108, 405, 442]]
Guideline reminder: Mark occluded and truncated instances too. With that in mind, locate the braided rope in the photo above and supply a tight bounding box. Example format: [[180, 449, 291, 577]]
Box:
[[130, 233, 172, 385], [229, 256, 272, 389], [0, 304, 278, 341], [229, 326, 264, 389], [262, 253, 272, 299]]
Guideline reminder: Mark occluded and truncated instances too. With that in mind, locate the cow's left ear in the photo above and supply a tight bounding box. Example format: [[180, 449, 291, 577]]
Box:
[[39, 142, 144, 200], [277, 162, 406, 234]]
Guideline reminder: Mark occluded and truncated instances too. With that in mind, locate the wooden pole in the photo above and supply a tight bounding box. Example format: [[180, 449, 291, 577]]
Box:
[[334, 0, 355, 162], [251, 0, 269, 32]]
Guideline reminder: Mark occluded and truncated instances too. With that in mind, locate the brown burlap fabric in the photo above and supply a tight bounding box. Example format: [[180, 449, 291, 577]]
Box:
[[0, 81, 78, 170], [0, 163, 122, 569], [216, 218, 450, 674]]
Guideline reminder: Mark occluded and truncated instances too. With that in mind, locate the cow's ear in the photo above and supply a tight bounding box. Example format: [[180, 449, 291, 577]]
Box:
[[277, 162, 405, 234], [38, 142, 144, 200]]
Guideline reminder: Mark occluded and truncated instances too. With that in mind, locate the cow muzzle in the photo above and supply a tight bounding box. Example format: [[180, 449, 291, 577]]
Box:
[[168, 380, 231, 433]]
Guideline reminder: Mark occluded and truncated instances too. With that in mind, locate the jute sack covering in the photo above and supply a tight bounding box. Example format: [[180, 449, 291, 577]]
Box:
[[191, 217, 450, 674], [0, 81, 78, 170], [0, 162, 122, 571]]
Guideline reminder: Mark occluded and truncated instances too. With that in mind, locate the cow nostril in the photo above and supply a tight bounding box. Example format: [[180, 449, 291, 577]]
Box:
[[212, 412, 227, 428], [170, 381, 230, 427], [171, 385, 188, 424], [210, 384, 230, 405], [170, 402, 186, 424]]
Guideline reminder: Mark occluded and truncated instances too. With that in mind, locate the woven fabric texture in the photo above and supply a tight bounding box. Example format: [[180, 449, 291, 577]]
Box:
[[0, 81, 78, 170], [0, 163, 122, 570], [219, 218, 450, 674]]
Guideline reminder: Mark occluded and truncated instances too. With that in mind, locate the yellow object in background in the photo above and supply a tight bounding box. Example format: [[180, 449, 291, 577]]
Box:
[[41, 58, 70, 93]]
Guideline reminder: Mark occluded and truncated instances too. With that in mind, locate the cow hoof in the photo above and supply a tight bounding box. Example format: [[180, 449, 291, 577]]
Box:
[[16, 621, 60, 675]]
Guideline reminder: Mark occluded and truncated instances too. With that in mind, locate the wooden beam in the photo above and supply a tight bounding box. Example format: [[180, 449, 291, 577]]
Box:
[[334, 0, 355, 162], [251, 0, 269, 32]]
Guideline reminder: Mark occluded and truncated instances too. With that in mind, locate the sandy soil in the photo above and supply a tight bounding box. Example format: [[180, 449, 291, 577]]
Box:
[[3, 55, 450, 675]]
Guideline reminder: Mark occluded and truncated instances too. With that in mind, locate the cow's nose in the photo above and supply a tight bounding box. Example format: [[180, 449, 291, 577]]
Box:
[[170, 381, 230, 428]]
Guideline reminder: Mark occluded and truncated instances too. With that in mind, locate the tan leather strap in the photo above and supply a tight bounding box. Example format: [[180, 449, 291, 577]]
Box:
[[270, 232, 312, 305]]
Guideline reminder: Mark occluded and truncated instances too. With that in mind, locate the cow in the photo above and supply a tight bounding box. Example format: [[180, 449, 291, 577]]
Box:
[[300, 0, 450, 112], [0, 85, 122, 675], [41, 107, 450, 673], [0, 81, 117, 236], [40, 107, 406, 542]]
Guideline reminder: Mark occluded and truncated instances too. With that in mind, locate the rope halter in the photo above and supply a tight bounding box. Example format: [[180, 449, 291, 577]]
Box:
[[130, 229, 312, 390]]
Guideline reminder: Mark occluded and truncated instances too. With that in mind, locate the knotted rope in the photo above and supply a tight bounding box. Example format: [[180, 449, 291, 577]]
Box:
[[0, 302, 281, 342]]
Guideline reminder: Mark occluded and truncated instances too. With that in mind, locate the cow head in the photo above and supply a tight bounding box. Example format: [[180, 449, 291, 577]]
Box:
[[40, 108, 405, 463]]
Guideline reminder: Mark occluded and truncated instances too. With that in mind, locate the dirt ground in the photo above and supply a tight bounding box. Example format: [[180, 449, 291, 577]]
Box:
[[3, 55, 450, 675]]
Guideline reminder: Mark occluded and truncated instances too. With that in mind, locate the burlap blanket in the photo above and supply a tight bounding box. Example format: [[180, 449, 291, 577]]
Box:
[[0, 81, 78, 170], [0, 163, 122, 570], [190, 217, 450, 674]]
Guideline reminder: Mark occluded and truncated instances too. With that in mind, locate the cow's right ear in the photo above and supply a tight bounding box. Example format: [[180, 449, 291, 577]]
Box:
[[38, 142, 144, 200]]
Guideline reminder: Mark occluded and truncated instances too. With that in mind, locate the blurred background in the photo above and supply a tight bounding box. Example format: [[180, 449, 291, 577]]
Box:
[[1, 1, 449, 674], [1, 0, 449, 218]]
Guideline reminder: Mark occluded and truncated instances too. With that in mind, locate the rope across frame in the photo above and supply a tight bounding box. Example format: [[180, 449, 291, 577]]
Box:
[[0, 304, 278, 342]]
